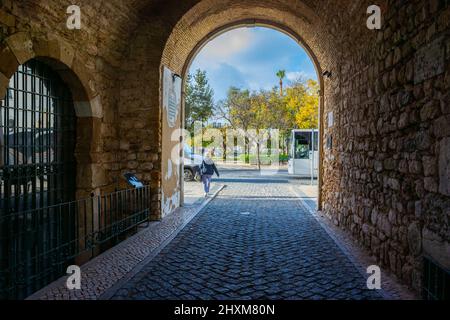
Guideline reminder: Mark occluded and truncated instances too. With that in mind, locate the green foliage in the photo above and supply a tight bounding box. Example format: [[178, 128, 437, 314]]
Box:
[[237, 153, 289, 164], [185, 69, 214, 130], [216, 77, 319, 168], [276, 70, 286, 80], [186, 67, 319, 167]]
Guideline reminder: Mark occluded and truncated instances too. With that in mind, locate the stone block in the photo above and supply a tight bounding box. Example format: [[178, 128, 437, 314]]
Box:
[[74, 96, 103, 118], [0, 71, 8, 99], [415, 36, 445, 84], [424, 177, 438, 193], [423, 156, 437, 176], [48, 38, 75, 68], [120, 140, 130, 151], [388, 178, 400, 191], [140, 162, 154, 171], [6, 32, 34, 64], [91, 164, 109, 187], [0, 9, 15, 27], [434, 115, 450, 138], [388, 209, 397, 225], [439, 137, 450, 196], [374, 160, 383, 172], [378, 215, 392, 237], [420, 100, 440, 121], [408, 160, 422, 175], [384, 158, 397, 171], [407, 222, 422, 257], [76, 164, 93, 189], [414, 201, 422, 219], [127, 161, 139, 170], [416, 130, 432, 151], [0, 44, 19, 77], [33, 38, 49, 57]]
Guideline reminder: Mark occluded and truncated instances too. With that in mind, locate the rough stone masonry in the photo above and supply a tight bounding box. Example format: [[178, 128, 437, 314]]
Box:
[[0, 0, 449, 295]]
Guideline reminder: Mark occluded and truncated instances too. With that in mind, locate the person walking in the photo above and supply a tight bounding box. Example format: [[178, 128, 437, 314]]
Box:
[[200, 149, 220, 197]]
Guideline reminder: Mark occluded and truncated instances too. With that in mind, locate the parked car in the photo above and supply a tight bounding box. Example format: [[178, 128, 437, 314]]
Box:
[[184, 145, 202, 182]]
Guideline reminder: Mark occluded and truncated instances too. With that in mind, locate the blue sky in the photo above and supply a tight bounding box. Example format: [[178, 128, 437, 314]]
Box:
[[189, 27, 318, 103]]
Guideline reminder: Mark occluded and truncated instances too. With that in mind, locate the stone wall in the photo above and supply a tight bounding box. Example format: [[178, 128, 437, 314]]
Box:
[[116, 0, 197, 218], [321, 0, 450, 292], [0, 0, 142, 198]]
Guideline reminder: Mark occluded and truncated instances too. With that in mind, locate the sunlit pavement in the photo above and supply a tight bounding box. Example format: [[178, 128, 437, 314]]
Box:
[[183, 181, 223, 206], [110, 167, 383, 300]]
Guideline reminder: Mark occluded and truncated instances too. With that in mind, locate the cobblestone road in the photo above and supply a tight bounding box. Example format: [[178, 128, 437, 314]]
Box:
[[111, 172, 382, 300]]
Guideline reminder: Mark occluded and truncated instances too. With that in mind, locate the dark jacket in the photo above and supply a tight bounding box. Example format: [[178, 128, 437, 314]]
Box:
[[200, 160, 220, 177]]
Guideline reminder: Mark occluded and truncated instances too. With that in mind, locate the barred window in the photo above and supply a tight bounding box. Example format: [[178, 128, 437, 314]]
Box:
[[0, 59, 77, 299]]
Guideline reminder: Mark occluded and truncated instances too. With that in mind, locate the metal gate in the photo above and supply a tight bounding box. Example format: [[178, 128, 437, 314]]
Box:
[[0, 59, 77, 299]]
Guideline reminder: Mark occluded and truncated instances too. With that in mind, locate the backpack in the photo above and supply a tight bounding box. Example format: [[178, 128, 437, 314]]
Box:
[[200, 161, 208, 175]]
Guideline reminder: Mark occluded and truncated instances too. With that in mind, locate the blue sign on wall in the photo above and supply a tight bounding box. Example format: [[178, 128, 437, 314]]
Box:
[[124, 173, 144, 188]]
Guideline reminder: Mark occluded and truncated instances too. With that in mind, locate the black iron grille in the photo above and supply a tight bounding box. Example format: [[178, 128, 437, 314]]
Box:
[[0, 60, 152, 300], [0, 59, 77, 210], [0, 59, 77, 299]]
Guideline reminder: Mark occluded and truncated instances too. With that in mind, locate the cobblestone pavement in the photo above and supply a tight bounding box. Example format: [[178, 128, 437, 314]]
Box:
[[27, 186, 224, 300], [111, 175, 383, 300]]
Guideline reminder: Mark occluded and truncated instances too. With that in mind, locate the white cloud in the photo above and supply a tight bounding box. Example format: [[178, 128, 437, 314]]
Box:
[[286, 71, 308, 82], [196, 28, 256, 63], [188, 27, 319, 103]]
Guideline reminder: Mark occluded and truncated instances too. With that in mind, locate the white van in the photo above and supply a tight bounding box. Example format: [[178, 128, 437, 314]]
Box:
[[288, 129, 319, 178]]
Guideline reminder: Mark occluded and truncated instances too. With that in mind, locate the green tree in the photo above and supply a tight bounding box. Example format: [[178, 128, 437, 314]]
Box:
[[185, 69, 214, 131], [249, 90, 271, 170], [216, 78, 319, 167], [266, 88, 292, 156], [217, 87, 253, 163]]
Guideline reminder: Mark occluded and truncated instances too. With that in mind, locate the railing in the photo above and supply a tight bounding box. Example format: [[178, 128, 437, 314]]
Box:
[[0, 186, 151, 300], [423, 256, 450, 300]]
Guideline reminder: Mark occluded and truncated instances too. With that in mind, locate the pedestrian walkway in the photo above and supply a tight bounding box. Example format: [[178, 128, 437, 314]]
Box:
[[109, 182, 383, 300], [28, 168, 415, 300], [27, 186, 224, 300], [184, 181, 222, 206]]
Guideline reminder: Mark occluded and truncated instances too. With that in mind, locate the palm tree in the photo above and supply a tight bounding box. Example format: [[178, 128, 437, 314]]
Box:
[[276, 70, 286, 95]]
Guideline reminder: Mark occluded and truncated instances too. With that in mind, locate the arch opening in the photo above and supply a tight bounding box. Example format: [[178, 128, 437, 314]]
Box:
[[156, 0, 337, 218], [169, 23, 325, 210], [0, 58, 81, 299], [0, 45, 104, 298]]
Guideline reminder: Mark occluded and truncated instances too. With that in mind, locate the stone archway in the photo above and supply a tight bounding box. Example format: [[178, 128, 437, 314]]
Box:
[[175, 20, 325, 208], [0, 32, 102, 197], [157, 0, 339, 219], [117, 0, 356, 220], [115, 0, 449, 293]]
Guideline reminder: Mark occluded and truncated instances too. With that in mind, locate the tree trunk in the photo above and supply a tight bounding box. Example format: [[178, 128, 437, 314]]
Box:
[[256, 142, 261, 171], [222, 135, 227, 162], [245, 136, 249, 164]]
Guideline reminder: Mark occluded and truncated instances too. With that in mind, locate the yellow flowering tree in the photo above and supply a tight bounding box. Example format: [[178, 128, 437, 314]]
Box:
[[285, 79, 319, 129]]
